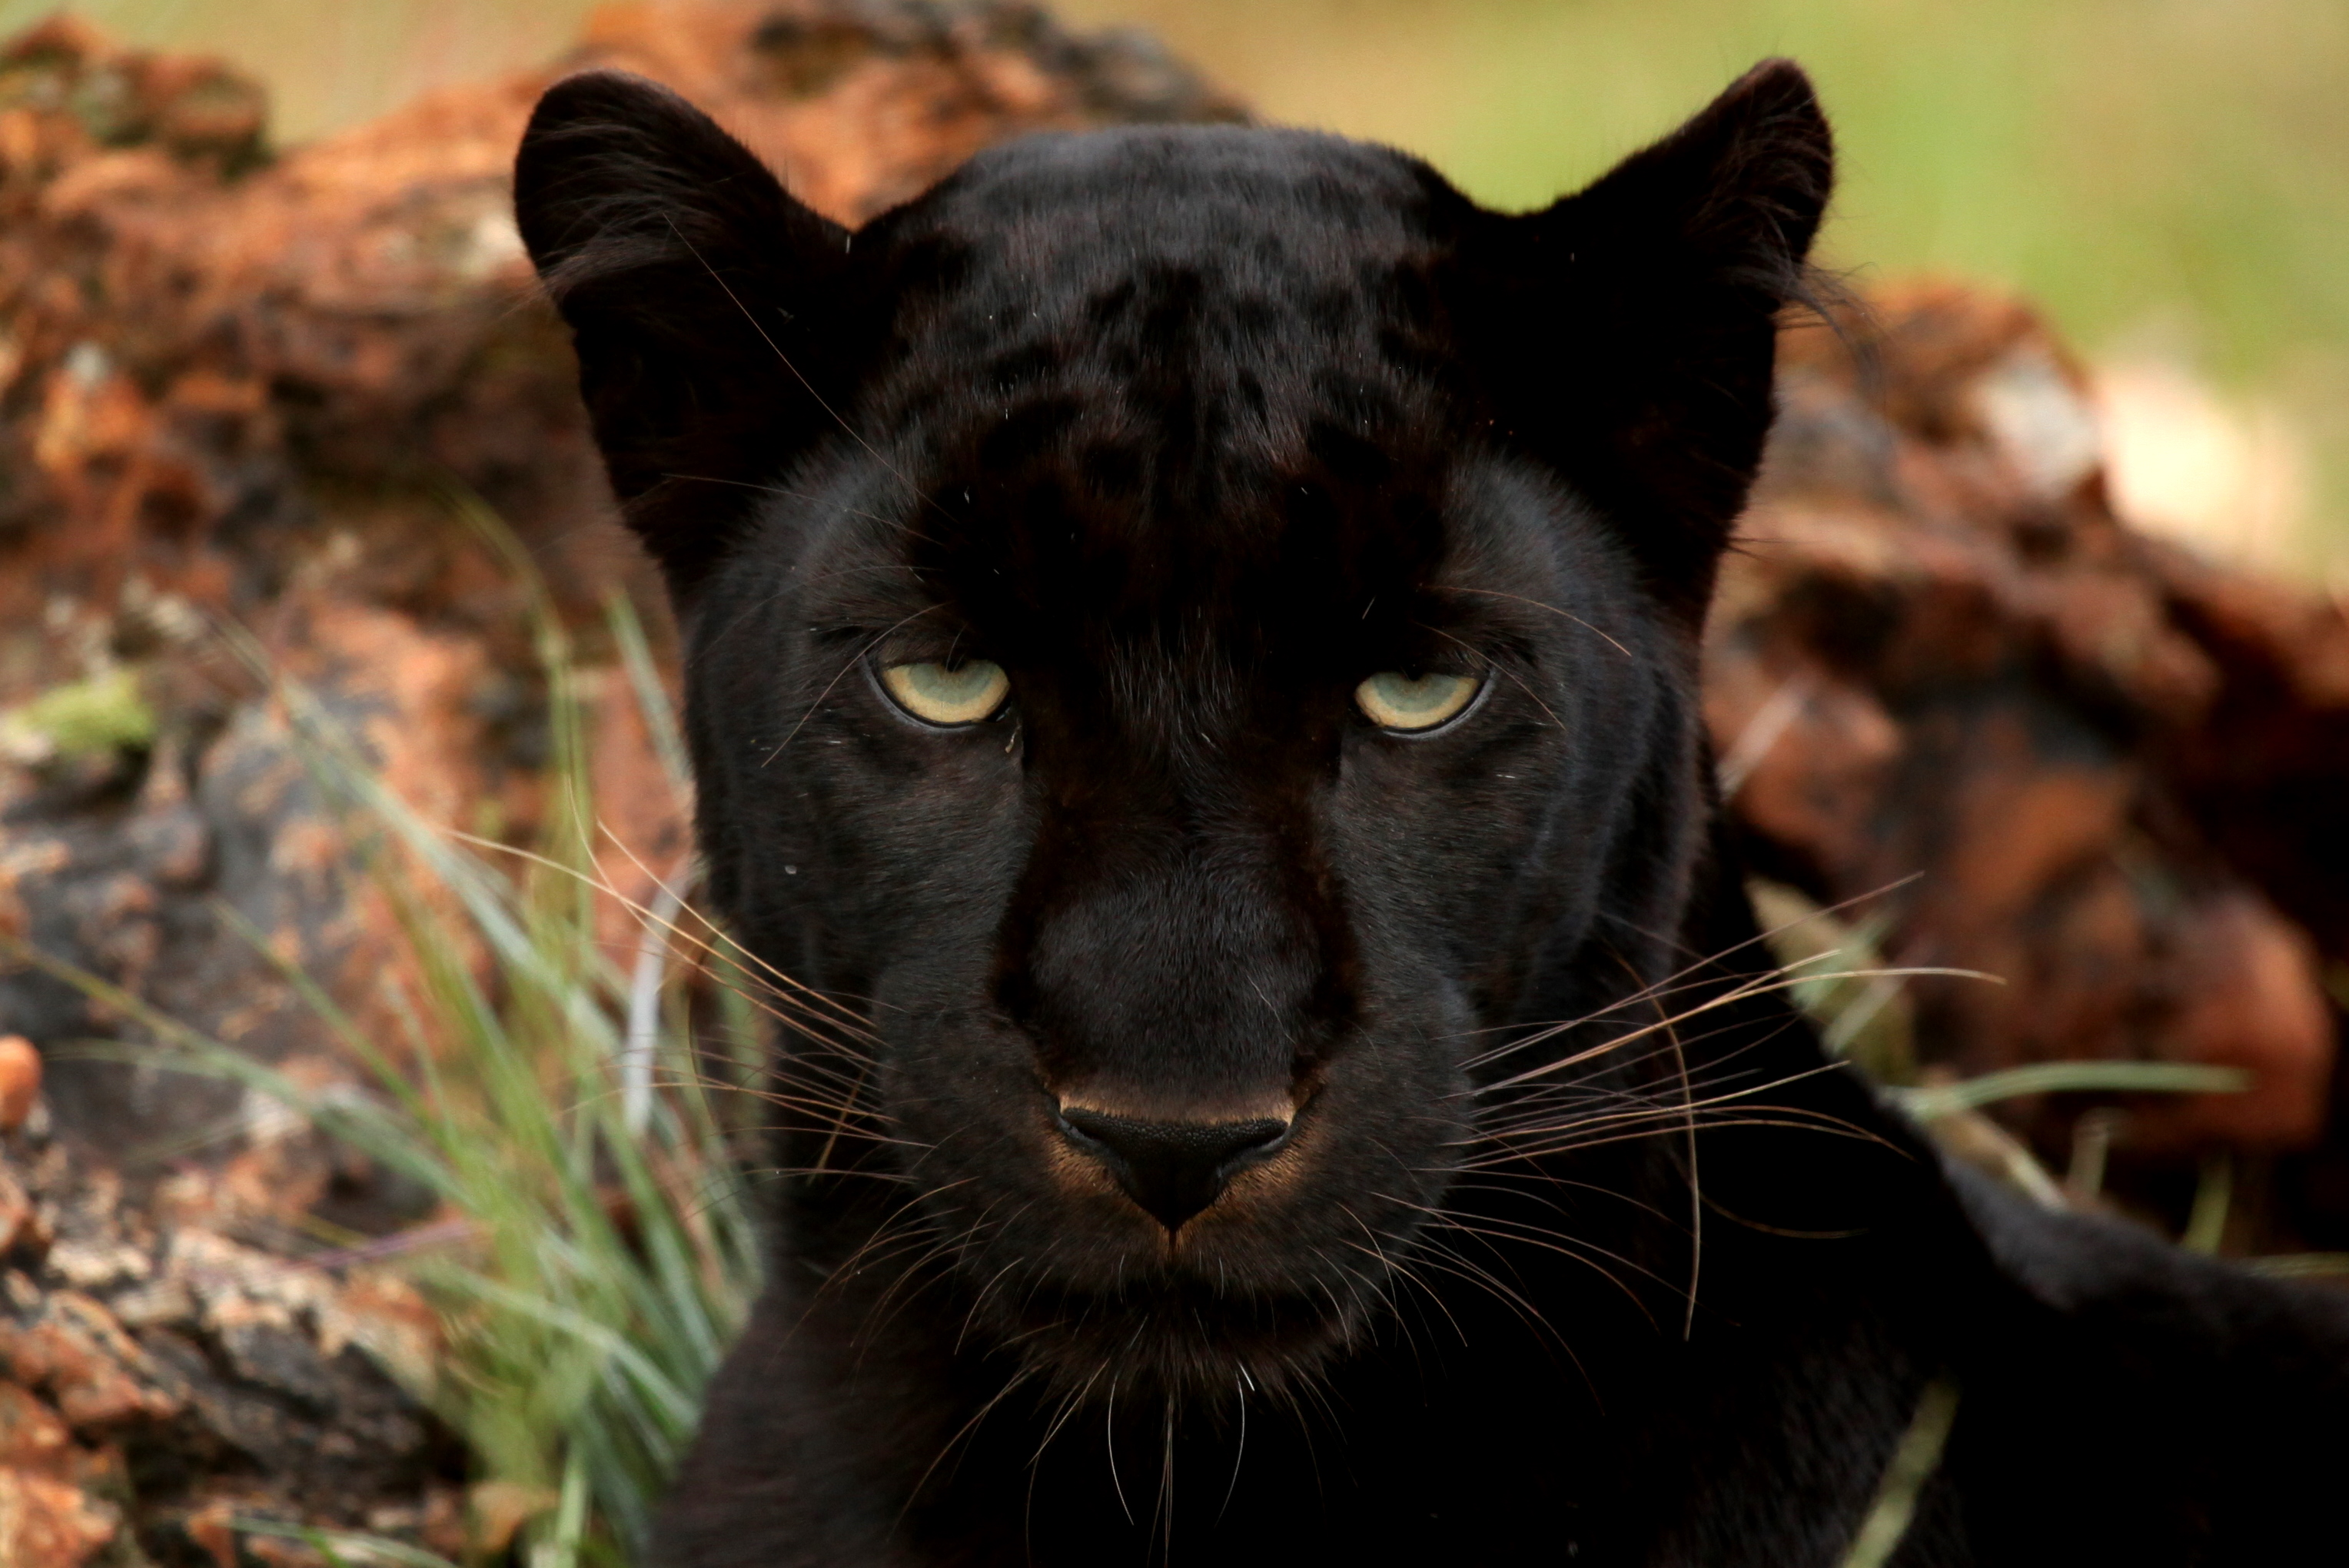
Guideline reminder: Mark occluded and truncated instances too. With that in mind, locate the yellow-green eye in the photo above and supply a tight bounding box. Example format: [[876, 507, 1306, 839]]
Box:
[[1355, 671, 1480, 732], [880, 659, 1010, 726]]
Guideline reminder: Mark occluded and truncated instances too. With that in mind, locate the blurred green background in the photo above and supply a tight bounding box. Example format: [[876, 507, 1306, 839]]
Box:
[[10, 0, 2346, 576]]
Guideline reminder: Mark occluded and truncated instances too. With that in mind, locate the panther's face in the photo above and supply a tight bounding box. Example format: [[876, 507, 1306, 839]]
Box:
[[687, 405, 1680, 1394], [517, 64, 1829, 1395]]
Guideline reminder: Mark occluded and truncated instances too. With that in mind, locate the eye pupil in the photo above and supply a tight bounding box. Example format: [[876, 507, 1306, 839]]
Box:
[[882, 659, 1011, 726], [1355, 671, 1479, 732]]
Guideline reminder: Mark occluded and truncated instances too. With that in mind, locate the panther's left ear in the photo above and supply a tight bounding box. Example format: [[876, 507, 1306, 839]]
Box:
[[1451, 59, 1832, 621]]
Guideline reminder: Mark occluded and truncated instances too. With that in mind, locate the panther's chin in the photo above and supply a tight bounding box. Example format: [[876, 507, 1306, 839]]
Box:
[[996, 1275, 1376, 1399]]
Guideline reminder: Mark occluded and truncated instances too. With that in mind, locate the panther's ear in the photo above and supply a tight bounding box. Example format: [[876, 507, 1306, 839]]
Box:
[[514, 71, 857, 597], [1454, 59, 1832, 620]]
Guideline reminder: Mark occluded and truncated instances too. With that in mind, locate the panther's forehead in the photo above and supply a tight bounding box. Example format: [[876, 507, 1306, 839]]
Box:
[[901, 124, 1449, 293], [839, 127, 1476, 669]]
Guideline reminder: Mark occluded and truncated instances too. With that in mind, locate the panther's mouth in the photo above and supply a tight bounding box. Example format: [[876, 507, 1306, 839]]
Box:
[[880, 1041, 1450, 1395], [991, 1269, 1380, 1397]]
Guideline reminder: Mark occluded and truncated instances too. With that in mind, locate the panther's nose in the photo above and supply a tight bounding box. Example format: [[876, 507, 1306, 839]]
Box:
[[1055, 1108, 1292, 1232]]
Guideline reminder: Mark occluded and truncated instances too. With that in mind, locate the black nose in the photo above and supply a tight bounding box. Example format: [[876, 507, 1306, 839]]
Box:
[[1057, 1109, 1291, 1232]]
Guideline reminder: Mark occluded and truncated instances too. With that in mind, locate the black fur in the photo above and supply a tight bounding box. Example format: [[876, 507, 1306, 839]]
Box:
[[515, 61, 2349, 1566]]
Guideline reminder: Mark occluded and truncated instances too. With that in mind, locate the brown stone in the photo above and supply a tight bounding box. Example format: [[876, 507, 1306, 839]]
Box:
[[182, 1498, 239, 1568], [0, 1465, 119, 1568], [1719, 284, 2346, 1157], [0, 1036, 40, 1131], [0, 1383, 71, 1472], [0, 1289, 181, 1430]]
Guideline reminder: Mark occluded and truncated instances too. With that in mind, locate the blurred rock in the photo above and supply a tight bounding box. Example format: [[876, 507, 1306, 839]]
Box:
[[0, 1124, 449, 1563], [1716, 283, 2347, 1167], [0, 1038, 38, 1131]]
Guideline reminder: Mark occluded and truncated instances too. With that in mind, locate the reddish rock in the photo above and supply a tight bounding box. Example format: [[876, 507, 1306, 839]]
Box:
[[0, 1381, 72, 1470], [0, 1290, 182, 1430], [0, 1037, 40, 1132], [0, 1381, 123, 1568], [0, 1131, 447, 1560], [1717, 284, 2344, 1158], [0, 1465, 119, 1568]]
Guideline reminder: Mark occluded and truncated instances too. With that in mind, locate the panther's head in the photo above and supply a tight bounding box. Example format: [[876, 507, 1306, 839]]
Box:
[[515, 63, 1830, 1397]]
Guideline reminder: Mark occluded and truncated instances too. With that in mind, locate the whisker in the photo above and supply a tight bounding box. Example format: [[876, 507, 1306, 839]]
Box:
[[1437, 585, 1637, 661], [595, 826, 885, 1039], [1455, 872, 1940, 1071], [1380, 1194, 1673, 1323], [760, 606, 942, 766], [437, 822, 881, 1049], [1467, 1038, 1844, 1141], [654, 472, 909, 534], [1105, 1378, 1134, 1526], [1451, 1110, 1889, 1172], [1443, 1173, 1682, 1229], [1474, 966, 1992, 1097], [1383, 1235, 1593, 1395], [1218, 1374, 1248, 1523], [1419, 623, 1569, 733], [901, 1364, 1039, 1520], [1341, 1206, 1469, 1348]]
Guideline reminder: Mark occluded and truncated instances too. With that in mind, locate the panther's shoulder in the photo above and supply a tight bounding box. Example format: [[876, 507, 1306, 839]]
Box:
[[1952, 1156, 2349, 1367], [1914, 1161, 2349, 1559]]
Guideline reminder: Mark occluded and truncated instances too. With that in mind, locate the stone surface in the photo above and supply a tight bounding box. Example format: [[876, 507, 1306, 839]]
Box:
[[0, 1125, 450, 1563], [1716, 284, 2347, 1172], [0, 1036, 39, 1131]]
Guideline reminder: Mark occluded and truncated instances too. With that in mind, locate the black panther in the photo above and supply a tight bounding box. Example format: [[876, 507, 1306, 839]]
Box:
[[513, 59, 2349, 1566]]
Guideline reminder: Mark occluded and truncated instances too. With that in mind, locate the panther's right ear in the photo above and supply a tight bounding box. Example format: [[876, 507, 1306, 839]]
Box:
[[1448, 59, 1832, 625], [514, 71, 856, 597]]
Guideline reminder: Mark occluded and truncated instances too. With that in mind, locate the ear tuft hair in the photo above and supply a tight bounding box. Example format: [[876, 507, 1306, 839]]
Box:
[[1453, 58, 1835, 620], [514, 71, 859, 597]]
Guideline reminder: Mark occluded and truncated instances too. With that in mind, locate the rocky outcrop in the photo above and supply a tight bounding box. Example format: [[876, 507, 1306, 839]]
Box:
[[0, 1119, 449, 1565], [1716, 286, 2348, 1176]]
